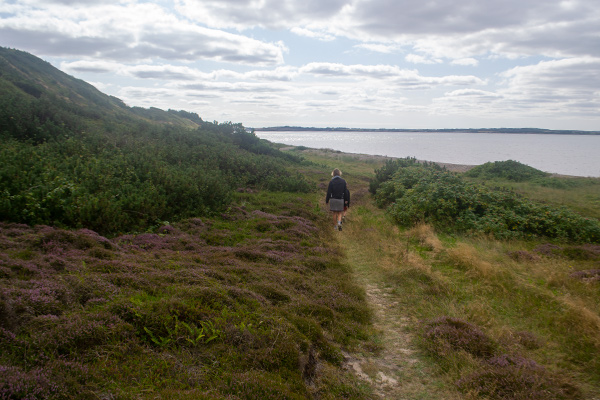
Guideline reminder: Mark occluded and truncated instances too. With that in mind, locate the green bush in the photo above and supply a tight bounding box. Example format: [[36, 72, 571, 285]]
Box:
[[373, 164, 600, 242], [0, 123, 313, 235], [464, 160, 549, 182]]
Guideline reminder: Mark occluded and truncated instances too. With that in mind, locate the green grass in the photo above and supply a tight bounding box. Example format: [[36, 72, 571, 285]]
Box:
[[466, 176, 600, 220], [301, 150, 600, 399]]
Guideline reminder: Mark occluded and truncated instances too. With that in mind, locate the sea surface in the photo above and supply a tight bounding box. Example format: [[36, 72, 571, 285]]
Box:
[[255, 131, 600, 177]]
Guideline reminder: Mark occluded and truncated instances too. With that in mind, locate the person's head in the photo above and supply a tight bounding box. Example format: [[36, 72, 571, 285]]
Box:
[[332, 168, 342, 177]]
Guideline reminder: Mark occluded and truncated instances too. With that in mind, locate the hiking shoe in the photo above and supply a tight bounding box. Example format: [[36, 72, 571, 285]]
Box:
[[338, 224, 342, 231]]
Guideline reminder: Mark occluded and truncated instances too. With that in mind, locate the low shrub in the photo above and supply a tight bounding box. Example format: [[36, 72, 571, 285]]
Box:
[[0, 192, 372, 399], [464, 160, 549, 182], [457, 354, 582, 400], [421, 316, 497, 358]]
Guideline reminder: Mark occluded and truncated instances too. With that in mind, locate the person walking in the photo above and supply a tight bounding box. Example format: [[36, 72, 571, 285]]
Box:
[[325, 168, 347, 231]]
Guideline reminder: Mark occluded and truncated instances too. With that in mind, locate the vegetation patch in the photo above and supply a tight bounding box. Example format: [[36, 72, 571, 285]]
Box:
[[0, 191, 373, 399], [370, 159, 600, 242], [421, 316, 497, 359], [457, 354, 582, 400], [570, 269, 600, 282], [464, 160, 550, 182]]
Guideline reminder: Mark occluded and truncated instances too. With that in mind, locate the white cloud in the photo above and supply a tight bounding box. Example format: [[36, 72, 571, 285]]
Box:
[[354, 43, 398, 54], [432, 57, 600, 119], [175, 0, 349, 30], [0, 2, 286, 65], [499, 57, 600, 114], [405, 54, 440, 64], [61, 60, 299, 83], [451, 58, 479, 66], [173, 0, 600, 62], [290, 27, 335, 41], [300, 62, 485, 88], [444, 89, 501, 99]]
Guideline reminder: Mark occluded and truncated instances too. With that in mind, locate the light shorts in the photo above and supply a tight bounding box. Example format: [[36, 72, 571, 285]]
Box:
[[329, 198, 344, 212]]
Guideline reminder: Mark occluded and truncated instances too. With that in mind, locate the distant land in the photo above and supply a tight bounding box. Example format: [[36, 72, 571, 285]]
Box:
[[254, 126, 600, 135]]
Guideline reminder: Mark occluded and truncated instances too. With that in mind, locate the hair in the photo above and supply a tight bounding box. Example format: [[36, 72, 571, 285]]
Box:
[[332, 168, 342, 177]]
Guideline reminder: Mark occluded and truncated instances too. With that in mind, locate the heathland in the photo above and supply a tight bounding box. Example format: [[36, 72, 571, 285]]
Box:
[[1, 47, 600, 399]]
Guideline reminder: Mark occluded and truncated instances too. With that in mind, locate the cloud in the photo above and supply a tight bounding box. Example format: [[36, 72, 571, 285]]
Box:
[[354, 43, 398, 54], [61, 60, 123, 74], [444, 89, 501, 99], [290, 27, 335, 41], [175, 0, 349, 30], [433, 57, 600, 118], [0, 2, 285, 65], [174, 0, 599, 62], [451, 58, 479, 66], [405, 54, 441, 64], [300, 62, 485, 88], [61, 60, 299, 83], [499, 57, 600, 112]]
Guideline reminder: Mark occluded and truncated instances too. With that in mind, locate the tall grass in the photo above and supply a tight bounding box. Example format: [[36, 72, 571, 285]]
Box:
[[307, 152, 600, 399]]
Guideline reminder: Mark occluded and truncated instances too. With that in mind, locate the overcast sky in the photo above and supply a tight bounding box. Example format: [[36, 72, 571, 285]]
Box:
[[1, 0, 599, 130]]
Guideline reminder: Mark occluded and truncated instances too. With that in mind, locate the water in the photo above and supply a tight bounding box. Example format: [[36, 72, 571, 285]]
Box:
[[255, 131, 600, 177]]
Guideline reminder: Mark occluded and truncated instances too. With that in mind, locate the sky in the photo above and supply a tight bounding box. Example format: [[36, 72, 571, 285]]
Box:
[[1, 0, 599, 131]]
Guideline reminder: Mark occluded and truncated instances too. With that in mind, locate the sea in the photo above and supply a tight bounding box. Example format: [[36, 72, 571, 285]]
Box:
[[254, 131, 600, 178]]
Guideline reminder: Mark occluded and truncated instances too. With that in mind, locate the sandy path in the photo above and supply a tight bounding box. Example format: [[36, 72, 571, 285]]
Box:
[[334, 187, 459, 399]]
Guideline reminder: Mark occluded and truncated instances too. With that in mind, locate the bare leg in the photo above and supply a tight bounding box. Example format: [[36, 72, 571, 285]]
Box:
[[334, 211, 342, 226]]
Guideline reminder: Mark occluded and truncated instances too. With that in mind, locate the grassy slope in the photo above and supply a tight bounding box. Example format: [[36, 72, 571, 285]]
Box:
[[466, 177, 600, 221], [0, 184, 375, 398], [300, 149, 600, 399]]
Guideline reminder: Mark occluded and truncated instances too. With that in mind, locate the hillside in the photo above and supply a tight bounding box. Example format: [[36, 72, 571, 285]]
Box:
[[0, 47, 201, 134], [0, 47, 311, 235]]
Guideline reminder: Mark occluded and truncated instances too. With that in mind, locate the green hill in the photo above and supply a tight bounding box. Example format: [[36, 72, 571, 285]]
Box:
[[0, 47, 311, 235]]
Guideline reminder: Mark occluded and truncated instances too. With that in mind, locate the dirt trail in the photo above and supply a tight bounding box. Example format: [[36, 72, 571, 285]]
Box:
[[334, 187, 456, 399]]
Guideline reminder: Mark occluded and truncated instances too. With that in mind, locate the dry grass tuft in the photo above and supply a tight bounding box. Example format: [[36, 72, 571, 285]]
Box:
[[408, 223, 444, 253], [444, 243, 496, 279], [559, 295, 600, 343]]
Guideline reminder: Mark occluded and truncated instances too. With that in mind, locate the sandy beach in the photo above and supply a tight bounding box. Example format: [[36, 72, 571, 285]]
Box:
[[289, 147, 477, 173]]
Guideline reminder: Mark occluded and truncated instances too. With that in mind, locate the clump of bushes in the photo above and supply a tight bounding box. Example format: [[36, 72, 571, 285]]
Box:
[[371, 163, 600, 242], [0, 122, 313, 235], [457, 354, 582, 400], [422, 316, 497, 358], [420, 316, 582, 399], [464, 160, 549, 182]]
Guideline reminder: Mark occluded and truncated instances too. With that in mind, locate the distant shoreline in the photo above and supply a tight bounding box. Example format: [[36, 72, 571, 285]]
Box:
[[254, 127, 600, 135], [285, 147, 584, 178]]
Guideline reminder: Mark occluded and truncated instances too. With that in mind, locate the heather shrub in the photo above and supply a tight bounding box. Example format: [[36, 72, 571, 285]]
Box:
[[0, 365, 65, 400], [421, 316, 497, 358], [570, 269, 600, 282], [216, 370, 307, 400], [0, 186, 372, 398], [29, 312, 133, 355], [456, 354, 582, 400], [1, 119, 313, 236]]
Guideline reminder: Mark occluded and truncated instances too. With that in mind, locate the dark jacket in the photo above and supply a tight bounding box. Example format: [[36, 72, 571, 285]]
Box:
[[344, 188, 350, 207], [326, 176, 347, 203]]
